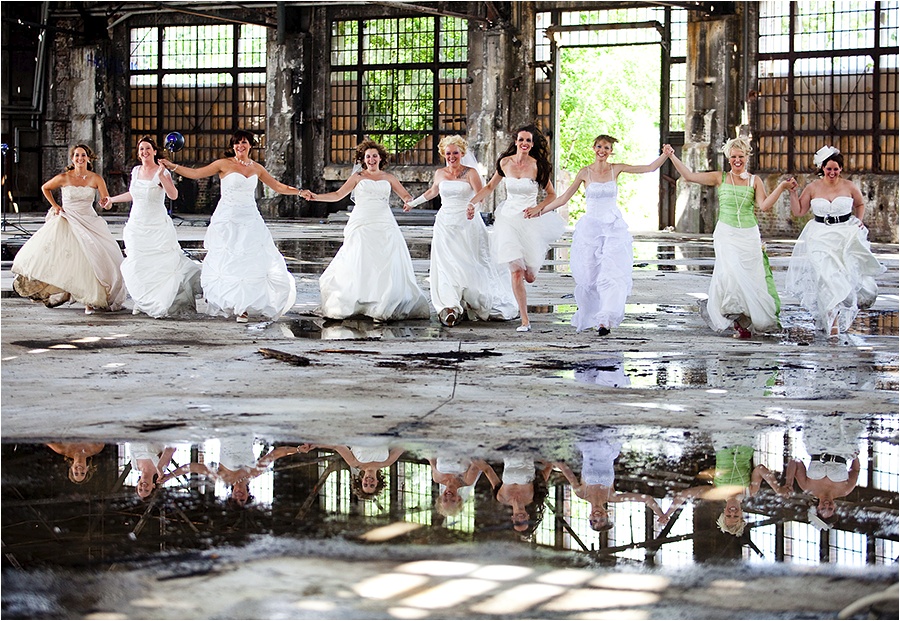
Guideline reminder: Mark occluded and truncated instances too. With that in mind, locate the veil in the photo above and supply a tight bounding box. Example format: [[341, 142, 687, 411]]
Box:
[[349, 162, 363, 205], [461, 151, 486, 183]]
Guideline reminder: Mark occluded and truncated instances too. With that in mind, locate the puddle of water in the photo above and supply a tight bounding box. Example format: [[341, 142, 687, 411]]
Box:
[[282, 317, 442, 340], [2, 420, 895, 591], [536, 351, 899, 393]]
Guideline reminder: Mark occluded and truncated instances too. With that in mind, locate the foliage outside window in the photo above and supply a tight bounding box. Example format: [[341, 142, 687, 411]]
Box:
[[129, 24, 267, 166], [536, 7, 685, 228], [329, 16, 468, 165]]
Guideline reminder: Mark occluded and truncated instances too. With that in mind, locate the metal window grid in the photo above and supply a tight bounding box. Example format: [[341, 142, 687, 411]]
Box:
[[756, 1, 899, 172], [328, 16, 468, 166], [129, 24, 267, 166]]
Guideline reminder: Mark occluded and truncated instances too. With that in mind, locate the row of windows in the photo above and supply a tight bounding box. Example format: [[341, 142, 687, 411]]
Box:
[[127, 3, 897, 172], [756, 1, 899, 172]]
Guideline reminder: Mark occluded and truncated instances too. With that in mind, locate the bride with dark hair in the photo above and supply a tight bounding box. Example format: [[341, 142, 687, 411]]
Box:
[[466, 125, 565, 332], [162, 129, 299, 323]]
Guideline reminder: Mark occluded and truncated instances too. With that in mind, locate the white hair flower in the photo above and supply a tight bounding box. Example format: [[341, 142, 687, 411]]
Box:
[[813, 146, 839, 169]]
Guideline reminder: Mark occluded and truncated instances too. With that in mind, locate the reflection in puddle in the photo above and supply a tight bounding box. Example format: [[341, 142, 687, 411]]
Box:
[[282, 317, 441, 340], [4, 421, 895, 564], [543, 351, 898, 393], [3, 420, 897, 618]]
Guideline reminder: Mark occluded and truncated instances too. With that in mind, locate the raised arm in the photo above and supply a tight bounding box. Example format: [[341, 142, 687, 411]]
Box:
[[848, 183, 866, 220], [790, 182, 812, 217], [526, 167, 588, 218], [405, 172, 443, 211], [161, 157, 229, 180], [387, 174, 414, 204], [750, 464, 791, 497], [91, 173, 111, 208], [158, 462, 211, 483], [614, 148, 671, 176], [757, 176, 797, 212], [105, 191, 133, 206], [468, 171, 502, 208], [256, 165, 301, 196], [156, 447, 177, 472], [615, 491, 669, 524], [257, 445, 303, 467], [533, 179, 558, 213], [157, 162, 179, 200], [41, 174, 66, 212], [663, 485, 707, 518], [667, 151, 722, 186], [472, 459, 502, 489], [300, 175, 361, 202]]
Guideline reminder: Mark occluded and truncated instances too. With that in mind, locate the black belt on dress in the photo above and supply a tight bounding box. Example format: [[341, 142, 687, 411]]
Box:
[[814, 213, 851, 225], [810, 453, 847, 464]]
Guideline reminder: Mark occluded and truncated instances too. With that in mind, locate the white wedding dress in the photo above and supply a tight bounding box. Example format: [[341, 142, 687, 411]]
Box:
[[12, 185, 126, 309], [430, 178, 518, 320], [201, 173, 297, 320], [786, 196, 884, 333], [570, 178, 633, 331], [493, 176, 565, 273], [121, 166, 201, 318], [319, 178, 430, 320]]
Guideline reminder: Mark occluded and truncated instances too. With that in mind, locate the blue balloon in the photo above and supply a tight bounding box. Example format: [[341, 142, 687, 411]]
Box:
[[164, 132, 185, 152]]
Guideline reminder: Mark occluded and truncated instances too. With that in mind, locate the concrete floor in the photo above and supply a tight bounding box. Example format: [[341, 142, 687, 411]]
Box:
[[1, 213, 898, 619]]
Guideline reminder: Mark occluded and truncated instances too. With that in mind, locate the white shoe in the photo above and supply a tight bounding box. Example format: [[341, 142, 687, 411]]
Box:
[[516, 324, 531, 332], [236, 313, 249, 323], [84, 306, 95, 315]]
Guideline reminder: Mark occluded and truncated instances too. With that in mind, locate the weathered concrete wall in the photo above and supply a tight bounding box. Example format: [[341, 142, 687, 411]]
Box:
[[674, 10, 743, 236], [261, 20, 303, 219], [42, 18, 107, 182]]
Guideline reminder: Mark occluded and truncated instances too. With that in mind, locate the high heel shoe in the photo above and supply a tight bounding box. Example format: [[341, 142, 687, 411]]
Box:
[[236, 312, 249, 323], [516, 324, 531, 332], [439, 308, 458, 327], [733, 320, 751, 339], [597, 326, 610, 337]]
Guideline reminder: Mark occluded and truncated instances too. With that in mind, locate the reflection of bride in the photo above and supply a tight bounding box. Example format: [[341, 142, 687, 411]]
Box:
[[161, 438, 303, 507], [299, 442, 405, 501], [47, 442, 104, 484]]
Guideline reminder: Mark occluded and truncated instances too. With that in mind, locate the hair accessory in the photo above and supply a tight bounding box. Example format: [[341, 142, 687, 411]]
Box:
[[461, 151, 486, 181], [807, 506, 831, 530], [813, 145, 839, 169]]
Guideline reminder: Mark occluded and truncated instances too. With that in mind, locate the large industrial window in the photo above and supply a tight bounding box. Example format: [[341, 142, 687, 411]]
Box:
[[129, 24, 267, 166], [328, 16, 468, 166], [534, 7, 688, 134], [756, 1, 899, 173]]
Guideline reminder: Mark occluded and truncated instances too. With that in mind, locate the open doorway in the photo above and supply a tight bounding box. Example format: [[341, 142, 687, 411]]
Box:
[[554, 44, 661, 232]]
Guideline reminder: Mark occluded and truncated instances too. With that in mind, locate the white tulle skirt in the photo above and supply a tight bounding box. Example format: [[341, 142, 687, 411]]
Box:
[[786, 217, 884, 333], [201, 198, 296, 320], [122, 213, 201, 318]]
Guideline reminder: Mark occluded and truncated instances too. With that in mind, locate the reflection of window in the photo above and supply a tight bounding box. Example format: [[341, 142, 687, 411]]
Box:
[[129, 24, 267, 165], [756, 1, 898, 172], [329, 16, 468, 165]]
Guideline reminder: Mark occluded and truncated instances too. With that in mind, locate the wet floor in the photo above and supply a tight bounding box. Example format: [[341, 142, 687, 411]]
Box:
[[2, 416, 897, 618], [2, 217, 898, 619]]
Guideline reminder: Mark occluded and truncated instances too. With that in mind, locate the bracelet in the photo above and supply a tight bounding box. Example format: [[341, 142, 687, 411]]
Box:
[[173, 164, 178, 172]]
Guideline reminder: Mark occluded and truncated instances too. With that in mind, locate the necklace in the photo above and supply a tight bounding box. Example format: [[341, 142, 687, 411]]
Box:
[[74, 171, 88, 181], [728, 172, 752, 227], [234, 157, 253, 167]]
